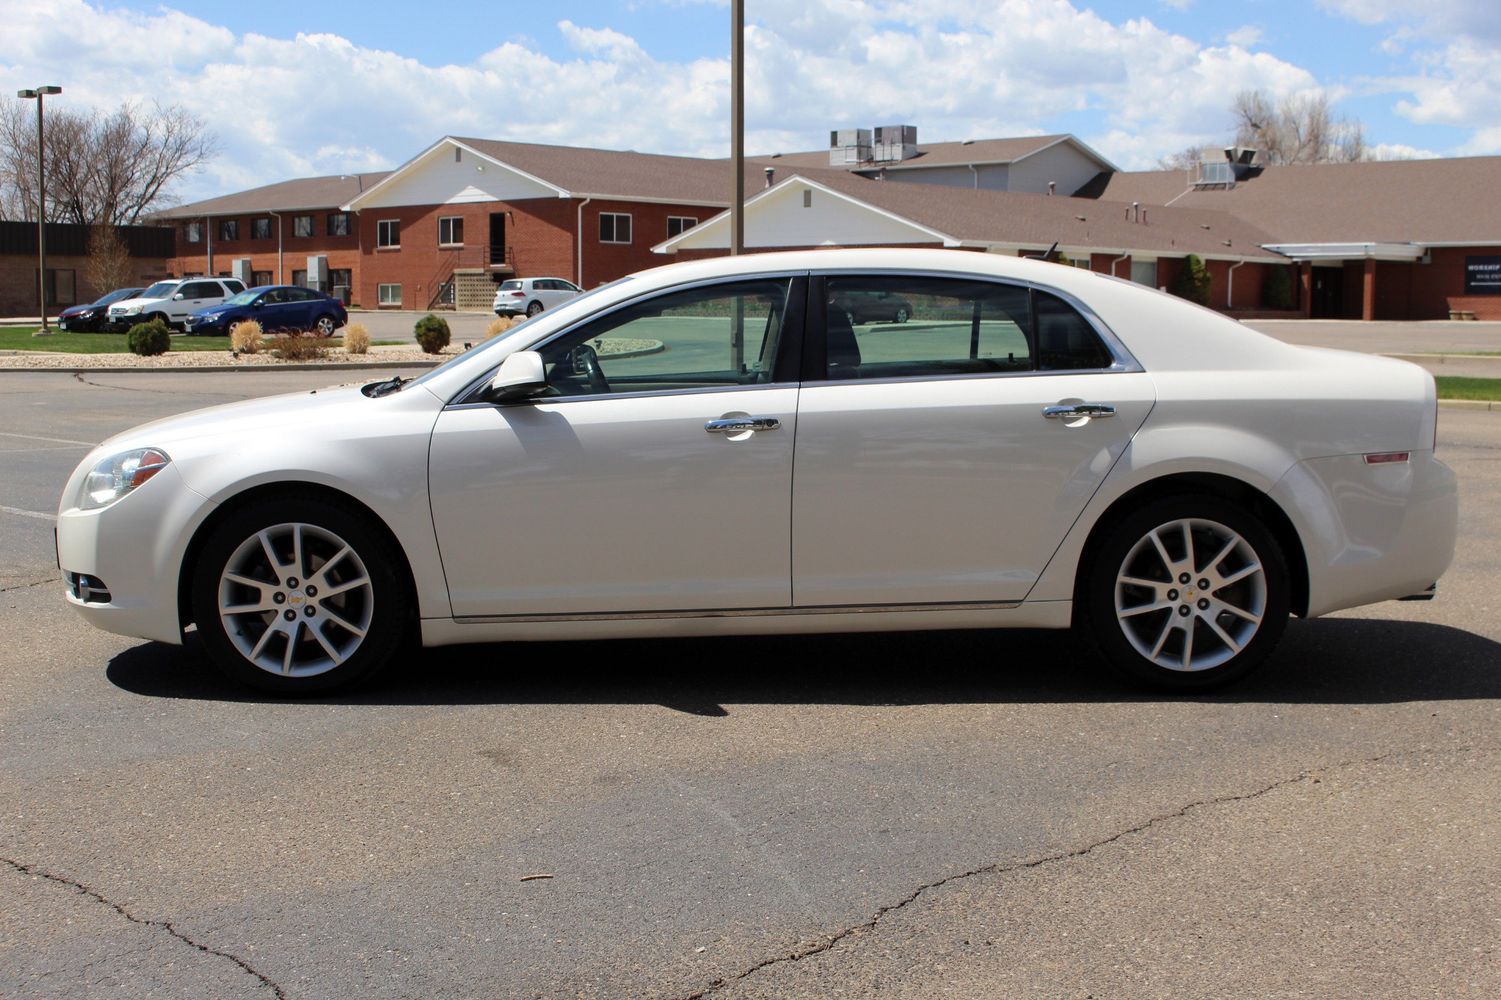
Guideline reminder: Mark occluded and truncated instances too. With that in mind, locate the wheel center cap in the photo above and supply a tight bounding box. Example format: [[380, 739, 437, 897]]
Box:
[[290, 595, 305, 605]]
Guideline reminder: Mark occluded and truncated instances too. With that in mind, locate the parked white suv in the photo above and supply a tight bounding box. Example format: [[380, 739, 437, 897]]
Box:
[[108, 277, 246, 331], [493, 277, 581, 317]]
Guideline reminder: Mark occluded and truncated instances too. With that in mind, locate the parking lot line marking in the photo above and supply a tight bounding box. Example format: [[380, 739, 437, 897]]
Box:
[[0, 430, 96, 447], [0, 505, 54, 521]]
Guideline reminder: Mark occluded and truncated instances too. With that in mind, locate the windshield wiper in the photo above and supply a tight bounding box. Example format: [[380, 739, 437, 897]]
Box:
[[362, 375, 408, 397]]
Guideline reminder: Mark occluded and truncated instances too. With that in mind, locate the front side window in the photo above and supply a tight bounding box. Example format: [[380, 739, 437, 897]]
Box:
[[535, 278, 792, 398], [218, 219, 239, 242], [438, 216, 464, 246], [293, 215, 314, 238], [327, 212, 350, 237], [252, 218, 272, 240], [820, 276, 1114, 380], [599, 212, 632, 244], [377, 219, 400, 248], [378, 283, 401, 305]]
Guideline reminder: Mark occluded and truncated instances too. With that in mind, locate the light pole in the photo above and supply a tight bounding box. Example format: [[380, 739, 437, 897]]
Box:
[[17, 85, 62, 334], [730, 0, 743, 256]]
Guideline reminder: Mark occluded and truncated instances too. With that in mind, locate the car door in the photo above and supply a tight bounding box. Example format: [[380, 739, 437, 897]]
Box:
[[283, 288, 316, 330], [791, 273, 1155, 608], [428, 275, 805, 618], [172, 280, 217, 322]]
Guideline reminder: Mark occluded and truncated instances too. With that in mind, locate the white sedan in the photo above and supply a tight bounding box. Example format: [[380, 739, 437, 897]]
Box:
[[57, 249, 1457, 694]]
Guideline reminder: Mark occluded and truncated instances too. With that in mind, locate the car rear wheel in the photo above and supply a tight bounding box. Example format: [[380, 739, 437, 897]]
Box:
[[312, 314, 337, 337], [1085, 495, 1289, 690], [189, 497, 408, 694], [894, 307, 909, 323], [526, 301, 543, 317]]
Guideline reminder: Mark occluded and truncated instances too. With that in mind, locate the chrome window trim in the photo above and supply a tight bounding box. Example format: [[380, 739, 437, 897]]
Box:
[[443, 380, 799, 412]]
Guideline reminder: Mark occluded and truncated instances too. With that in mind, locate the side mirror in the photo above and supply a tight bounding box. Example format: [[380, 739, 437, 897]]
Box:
[[172, 292, 185, 301], [252, 299, 263, 308], [486, 350, 547, 403]]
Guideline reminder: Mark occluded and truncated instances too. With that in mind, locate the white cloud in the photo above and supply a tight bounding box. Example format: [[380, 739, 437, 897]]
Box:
[[0, 0, 1379, 203], [1225, 25, 1263, 47]]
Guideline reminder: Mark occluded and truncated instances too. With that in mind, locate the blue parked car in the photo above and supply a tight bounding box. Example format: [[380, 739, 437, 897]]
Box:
[[57, 287, 144, 332], [185, 285, 348, 337]]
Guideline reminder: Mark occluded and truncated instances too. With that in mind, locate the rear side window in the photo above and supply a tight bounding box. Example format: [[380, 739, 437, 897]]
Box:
[[820, 276, 1114, 380]]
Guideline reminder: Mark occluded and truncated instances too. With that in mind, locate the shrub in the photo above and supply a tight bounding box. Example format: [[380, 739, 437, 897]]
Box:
[[230, 319, 263, 354], [126, 318, 171, 356], [1170, 254, 1212, 306], [1262, 264, 1295, 311], [414, 313, 451, 354], [485, 315, 519, 339], [268, 333, 328, 362], [343, 322, 370, 355]]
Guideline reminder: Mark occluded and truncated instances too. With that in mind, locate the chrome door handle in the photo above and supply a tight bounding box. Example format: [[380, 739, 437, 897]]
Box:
[[1043, 403, 1116, 420], [705, 416, 781, 433]]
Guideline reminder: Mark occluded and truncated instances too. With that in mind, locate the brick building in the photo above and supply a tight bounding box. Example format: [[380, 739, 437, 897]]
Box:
[[0, 221, 173, 316], [153, 127, 1501, 319]]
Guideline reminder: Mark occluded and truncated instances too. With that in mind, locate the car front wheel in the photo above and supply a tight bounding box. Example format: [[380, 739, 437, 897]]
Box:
[[312, 314, 337, 337], [189, 497, 408, 694], [1085, 496, 1289, 690]]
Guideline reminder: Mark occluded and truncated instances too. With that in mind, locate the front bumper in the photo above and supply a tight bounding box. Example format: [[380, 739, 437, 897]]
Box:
[[56, 463, 215, 645]]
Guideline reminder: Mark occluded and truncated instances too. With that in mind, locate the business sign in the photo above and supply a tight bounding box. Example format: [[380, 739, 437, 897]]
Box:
[[1465, 255, 1501, 295]]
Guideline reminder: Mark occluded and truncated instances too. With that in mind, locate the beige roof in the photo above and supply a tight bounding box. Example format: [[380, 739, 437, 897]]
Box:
[[786, 168, 1282, 260], [753, 134, 1110, 172], [453, 136, 751, 204], [154, 172, 389, 219], [1077, 157, 1501, 244]]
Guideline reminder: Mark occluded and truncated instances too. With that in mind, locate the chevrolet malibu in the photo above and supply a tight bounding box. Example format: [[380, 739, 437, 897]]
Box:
[[57, 249, 1457, 694]]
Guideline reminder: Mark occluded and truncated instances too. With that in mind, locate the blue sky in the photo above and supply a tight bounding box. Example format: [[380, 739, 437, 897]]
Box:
[[5, 0, 1499, 203]]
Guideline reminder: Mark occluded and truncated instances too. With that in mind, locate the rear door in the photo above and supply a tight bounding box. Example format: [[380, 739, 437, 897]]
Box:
[[791, 273, 1154, 607]]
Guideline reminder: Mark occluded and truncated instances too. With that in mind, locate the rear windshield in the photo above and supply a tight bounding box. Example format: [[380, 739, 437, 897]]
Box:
[[499, 280, 523, 290]]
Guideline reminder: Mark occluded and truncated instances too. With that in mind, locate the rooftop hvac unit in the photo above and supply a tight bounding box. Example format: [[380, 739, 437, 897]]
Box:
[[829, 128, 872, 166], [872, 124, 917, 162]]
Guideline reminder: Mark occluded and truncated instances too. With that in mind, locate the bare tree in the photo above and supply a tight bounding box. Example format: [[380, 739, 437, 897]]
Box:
[[1231, 89, 1365, 165], [1156, 145, 1204, 171], [83, 225, 133, 297], [0, 100, 217, 225]]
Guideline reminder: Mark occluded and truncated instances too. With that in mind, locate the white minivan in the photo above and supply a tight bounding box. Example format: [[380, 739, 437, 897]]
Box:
[[108, 277, 247, 331]]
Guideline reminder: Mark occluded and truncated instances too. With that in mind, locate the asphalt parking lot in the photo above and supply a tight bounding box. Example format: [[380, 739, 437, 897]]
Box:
[[1, 368, 1498, 999]]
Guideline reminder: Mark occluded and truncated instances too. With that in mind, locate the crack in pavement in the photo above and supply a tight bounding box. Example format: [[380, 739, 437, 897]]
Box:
[[673, 743, 1489, 1000], [1, 856, 287, 999], [1, 578, 53, 593], [71, 372, 243, 397]]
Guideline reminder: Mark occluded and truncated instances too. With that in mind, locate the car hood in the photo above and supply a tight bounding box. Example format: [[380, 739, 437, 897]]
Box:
[[109, 296, 167, 311], [59, 304, 93, 318]]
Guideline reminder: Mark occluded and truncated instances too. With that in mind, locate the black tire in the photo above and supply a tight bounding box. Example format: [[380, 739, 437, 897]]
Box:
[[312, 314, 338, 337], [526, 301, 543, 317], [149, 312, 171, 328], [1084, 494, 1289, 691], [189, 496, 410, 695], [894, 307, 909, 323]]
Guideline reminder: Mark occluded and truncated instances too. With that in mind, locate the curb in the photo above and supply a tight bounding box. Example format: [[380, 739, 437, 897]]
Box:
[[1438, 399, 1501, 412]]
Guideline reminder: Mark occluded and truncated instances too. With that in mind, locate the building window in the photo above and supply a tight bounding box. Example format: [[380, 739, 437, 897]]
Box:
[[40, 268, 77, 306], [292, 215, 314, 238], [218, 219, 239, 242], [1130, 260, 1158, 287], [378, 283, 402, 306], [328, 268, 352, 292], [251, 218, 272, 240], [185, 222, 202, 243], [377, 219, 400, 248], [291, 269, 308, 287], [667, 216, 697, 238], [438, 216, 464, 246], [599, 212, 632, 244], [327, 212, 350, 237], [252, 270, 272, 287]]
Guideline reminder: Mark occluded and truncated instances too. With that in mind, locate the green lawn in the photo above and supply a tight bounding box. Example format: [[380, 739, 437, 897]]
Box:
[[0, 328, 397, 354], [1435, 376, 1501, 401]]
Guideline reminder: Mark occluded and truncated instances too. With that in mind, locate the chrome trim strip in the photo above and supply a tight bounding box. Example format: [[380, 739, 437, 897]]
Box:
[[454, 600, 1022, 624]]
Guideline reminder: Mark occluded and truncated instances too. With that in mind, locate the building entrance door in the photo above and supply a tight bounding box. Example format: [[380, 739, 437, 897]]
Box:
[[489, 213, 506, 268], [1311, 266, 1343, 318]]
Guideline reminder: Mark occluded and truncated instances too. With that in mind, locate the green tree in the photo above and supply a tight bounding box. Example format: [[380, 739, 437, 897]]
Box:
[[1171, 254, 1212, 306], [1262, 264, 1295, 310]]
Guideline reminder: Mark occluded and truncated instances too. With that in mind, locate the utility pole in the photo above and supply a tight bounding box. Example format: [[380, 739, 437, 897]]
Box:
[[730, 0, 744, 255], [17, 85, 62, 334]]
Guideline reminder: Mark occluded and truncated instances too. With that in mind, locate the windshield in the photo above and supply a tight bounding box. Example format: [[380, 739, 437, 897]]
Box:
[[404, 276, 636, 393], [95, 288, 141, 306], [140, 281, 177, 299], [224, 291, 258, 306]]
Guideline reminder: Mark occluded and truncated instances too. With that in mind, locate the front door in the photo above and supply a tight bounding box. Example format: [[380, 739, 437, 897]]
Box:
[[1311, 266, 1343, 318], [791, 274, 1154, 607], [428, 276, 803, 618], [489, 213, 506, 269]]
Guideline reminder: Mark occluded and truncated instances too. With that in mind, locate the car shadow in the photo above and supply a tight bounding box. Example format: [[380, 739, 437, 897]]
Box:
[[104, 616, 1501, 711]]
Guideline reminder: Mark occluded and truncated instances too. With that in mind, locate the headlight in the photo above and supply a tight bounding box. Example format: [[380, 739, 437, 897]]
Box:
[[77, 448, 172, 511], [118, 304, 143, 316]]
